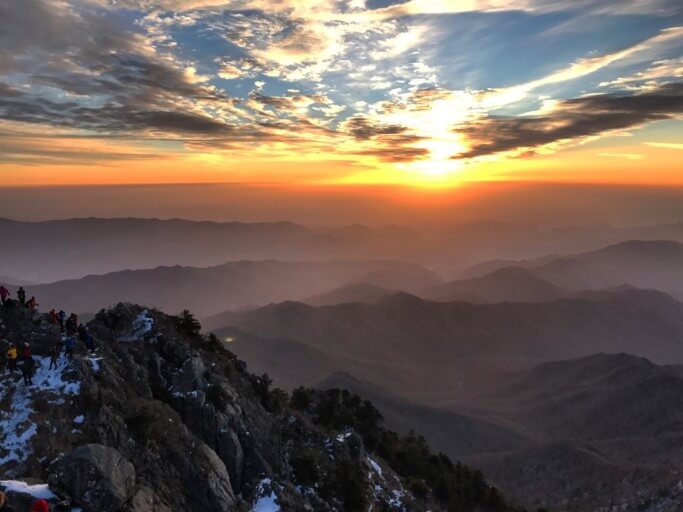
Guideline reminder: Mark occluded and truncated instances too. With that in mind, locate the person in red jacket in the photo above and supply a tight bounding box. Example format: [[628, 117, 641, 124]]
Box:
[[22, 343, 31, 361], [27, 296, 38, 311], [0, 285, 9, 305], [31, 499, 49, 512], [49, 308, 58, 324]]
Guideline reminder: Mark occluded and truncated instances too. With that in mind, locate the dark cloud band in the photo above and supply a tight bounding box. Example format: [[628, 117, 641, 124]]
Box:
[[454, 82, 683, 159]]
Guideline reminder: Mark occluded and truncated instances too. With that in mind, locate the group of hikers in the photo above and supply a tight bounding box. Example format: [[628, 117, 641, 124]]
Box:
[[0, 285, 95, 387], [0, 491, 49, 512], [0, 285, 38, 311], [0, 287, 98, 512]]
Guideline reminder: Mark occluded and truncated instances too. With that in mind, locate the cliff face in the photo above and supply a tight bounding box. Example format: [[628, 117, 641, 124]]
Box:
[[0, 303, 519, 512]]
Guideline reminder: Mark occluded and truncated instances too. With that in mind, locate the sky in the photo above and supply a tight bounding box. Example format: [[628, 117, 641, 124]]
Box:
[[0, 0, 681, 192]]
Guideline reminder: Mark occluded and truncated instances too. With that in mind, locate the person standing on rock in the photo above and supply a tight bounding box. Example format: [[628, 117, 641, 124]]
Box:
[[49, 343, 60, 370], [22, 342, 31, 361], [83, 330, 95, 353], [31, 499, 49, 512], [6, 343, 17, 372], [77, 322, 86, 341], [16, 287, 26, 307], [0, 491, 17, 512], [65, 335, 76, 358], [0, 285, 9, 305], [22, 356, 35, 385], [27, 296, 38, 312], [65, 314, 77, 336], [58, 310, 66, 332], [49, 308, 58, 324]]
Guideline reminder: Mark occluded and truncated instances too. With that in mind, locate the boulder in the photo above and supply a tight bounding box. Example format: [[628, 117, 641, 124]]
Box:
[[125, 485, 173, 512], [216, 423, 244, 492], [187, 445, 236, 510], [49, 444, 135, 512]]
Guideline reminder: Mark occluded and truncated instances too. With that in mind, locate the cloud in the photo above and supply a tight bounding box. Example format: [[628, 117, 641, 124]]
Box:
[[478, 26, 683, 110], [645, 141, 683, 149], [455, 82, 683, 159], [342, 115, 408, 140], [599, 152, 645, 160], [600, 57, 683, 89]]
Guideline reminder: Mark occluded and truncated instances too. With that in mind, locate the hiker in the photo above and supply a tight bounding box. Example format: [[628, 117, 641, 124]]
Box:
[[49, 343, 59, 370], [0, 285, 9, 305], [31, 499, 49, 512], [58, 310, 66, 332], [49, 308, 59, 324], [16, 287, 25, 306], [0, 491, 17, 512], [22, 356, 35, 385], [65, 314, 77, 336], [6, 343, 17, 372], [83, 330, 95, 352], [27, 296, 38, 311], [65, 336, 76, 358], [22, 342, 31, 361], [77, 323, 87, 341]]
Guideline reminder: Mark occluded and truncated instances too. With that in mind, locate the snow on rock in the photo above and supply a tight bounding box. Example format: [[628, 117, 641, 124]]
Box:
[[388, 488, 405, 510], [117, 310, 154, 342], [73, 415, 84, 425], [336, 431, 353, 443], [251, 478, 281, 512], [0, 480, 57, 499], [0, 355, 80, 466], [85, 357, 102, 372], [367, 457, 383, 480]]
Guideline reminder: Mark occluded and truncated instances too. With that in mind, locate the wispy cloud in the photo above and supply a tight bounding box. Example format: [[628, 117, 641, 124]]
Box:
[[645, 141, 683, 149]]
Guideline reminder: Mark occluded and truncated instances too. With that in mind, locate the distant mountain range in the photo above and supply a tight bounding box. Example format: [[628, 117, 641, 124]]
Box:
[[302, 282, 396, 306], [457, 239, 683, 299], [423, 267, 570, 303], [4, 216, 683, 283], [14, 259, 439, 316], [278, 240, 683, 307], [215, 287, 683, 405]]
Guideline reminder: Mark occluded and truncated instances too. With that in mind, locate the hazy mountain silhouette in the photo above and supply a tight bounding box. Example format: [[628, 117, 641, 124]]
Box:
[[302, 282, 395, 306], [530, 240, 683, 298], [0, 217, 433, 283], [465, 353, 683, 511], [459, 240, 683, 299], [319, 371, 529, 458], [215, 288, 683, 404], [16, 259, 439, 317], [457, 255, 560, 278], [423, 267, 570, 303], [5, 217, 683, 283]]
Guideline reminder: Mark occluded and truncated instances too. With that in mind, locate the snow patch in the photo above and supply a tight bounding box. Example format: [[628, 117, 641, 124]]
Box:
[[117, 310, 154, 342], [85, 357, 102, 372], [73, 415, 84, 424], [0, 480, 57, 499], [367, 457, 383, 480], [251, 478, 280, 512], [336, 431, 353, 443], [0, 356, 80, 466], [388, 488, 405, 509]]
